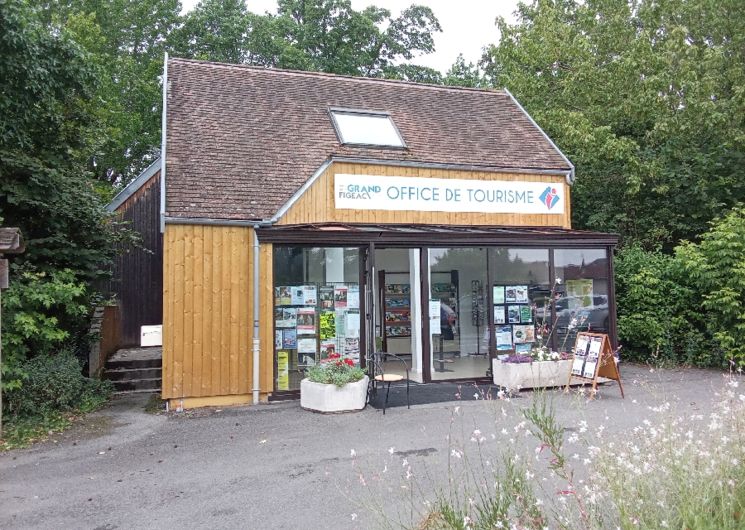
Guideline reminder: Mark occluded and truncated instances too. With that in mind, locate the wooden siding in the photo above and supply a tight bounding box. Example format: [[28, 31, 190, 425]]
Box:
[[110, 172, 163, 347], [278, 162, 572, 228], [162, 224, 259, 399]]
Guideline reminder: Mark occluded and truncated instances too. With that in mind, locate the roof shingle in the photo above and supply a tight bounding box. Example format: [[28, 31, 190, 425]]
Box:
[[165, 58, 572, 221]]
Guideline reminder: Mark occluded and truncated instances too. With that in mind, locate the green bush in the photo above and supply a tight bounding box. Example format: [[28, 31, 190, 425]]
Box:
[[4, 352, 113, 419], [306, 354, 366, 387], [676, 205, 745, 366], [0, 268, 89, 389], [614, 245, 712, 366], [615, 204, 745, 367]]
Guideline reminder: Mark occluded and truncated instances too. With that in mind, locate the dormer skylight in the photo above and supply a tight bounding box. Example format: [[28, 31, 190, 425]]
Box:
[[329, 108, 405, 148]]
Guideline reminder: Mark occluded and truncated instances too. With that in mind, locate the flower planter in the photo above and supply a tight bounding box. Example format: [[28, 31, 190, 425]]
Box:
[[300, 376, 369, 413], [492, 359, 571, 391]]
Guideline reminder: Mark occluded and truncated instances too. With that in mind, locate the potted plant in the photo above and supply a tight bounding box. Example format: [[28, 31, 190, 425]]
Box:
[[492, 348, 572, 391], [300, 353, 368, 413]]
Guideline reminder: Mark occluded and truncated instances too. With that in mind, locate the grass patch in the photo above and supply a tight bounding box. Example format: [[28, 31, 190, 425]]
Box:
[[144, 393, 166, 414]]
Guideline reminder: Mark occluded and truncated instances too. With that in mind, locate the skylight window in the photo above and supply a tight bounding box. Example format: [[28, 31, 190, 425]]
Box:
[[330, 109, 405, 148]]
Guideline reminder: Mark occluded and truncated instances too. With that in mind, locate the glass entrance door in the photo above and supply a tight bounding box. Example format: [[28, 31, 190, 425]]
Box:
[[428, 248, 491, 380], [372, 248, 423, 383]]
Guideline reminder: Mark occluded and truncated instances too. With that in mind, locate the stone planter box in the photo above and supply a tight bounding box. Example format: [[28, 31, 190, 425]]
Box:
[[300, 376, 369, 413], [492, 359, 571, 391]]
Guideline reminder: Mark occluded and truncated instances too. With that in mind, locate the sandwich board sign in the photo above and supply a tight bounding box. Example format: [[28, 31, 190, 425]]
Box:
[[566, 332, 624, 398]]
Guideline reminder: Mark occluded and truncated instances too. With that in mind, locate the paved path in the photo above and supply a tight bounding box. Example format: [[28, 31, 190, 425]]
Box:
[[0, 364, 734, 529]]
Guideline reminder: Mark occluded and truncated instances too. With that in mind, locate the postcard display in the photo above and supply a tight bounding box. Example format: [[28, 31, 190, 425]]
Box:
[[383, 283, 412, 351], [493, 285, 535, 355], [274, 283, 361, 390], [566, 332, 624, 398]]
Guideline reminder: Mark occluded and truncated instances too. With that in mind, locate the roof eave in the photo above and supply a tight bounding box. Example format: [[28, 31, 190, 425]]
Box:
[[106, 158, 161, 212]]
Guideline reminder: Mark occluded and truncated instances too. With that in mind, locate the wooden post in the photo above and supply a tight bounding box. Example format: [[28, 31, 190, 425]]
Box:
[[0, 228, 26, 437]]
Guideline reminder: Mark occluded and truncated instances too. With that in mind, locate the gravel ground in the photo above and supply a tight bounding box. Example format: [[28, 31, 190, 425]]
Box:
[[0, 363, 735, 529]]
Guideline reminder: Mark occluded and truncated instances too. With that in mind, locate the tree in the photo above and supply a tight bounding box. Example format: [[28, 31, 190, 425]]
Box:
[[444, 54, 483, 88], [44, 0, 182, 185], [0, 0, 126, 281], [481, 0, 745, 249], [172, 0, 251, 64], [177, 0, 442, 80]]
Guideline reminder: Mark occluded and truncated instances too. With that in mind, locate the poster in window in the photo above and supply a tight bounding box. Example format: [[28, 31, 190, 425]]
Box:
[[296, 308, 316, 334], [334, 286, 348, 308], [496, 325, 513, 350], [320, 339, 337, 359], [515, 343, 532, 353], [493, 285, 505, 305], [302, 285, 318, 306], [275, 308, 297, 328], [282, 329, 297, 349], [344, 337, 360, 360], [507, 305, 521, 323], [513, 324, 535, 344], [319, 311, 336, 340], [277, 350, 289, 390], [298, 353, 316, 366], [493, 305, 506, 324], [335, 309, 347, 338], [275, 330, 283, 349], [275, 286, 292, 306], [566, 279, 594, 310], [320, 286, 334, 309], [297, 337, 317, 354], [291, 286, 305, 305], [429, 299, 441, 335], [347, 285, 360, 309], [519, 305, 533, 323], [345, 312, 360, 338]]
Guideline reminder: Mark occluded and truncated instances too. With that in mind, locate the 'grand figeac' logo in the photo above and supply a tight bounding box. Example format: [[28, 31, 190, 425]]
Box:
[[539, 186, 560, 210], [337, 183, 381, 201]]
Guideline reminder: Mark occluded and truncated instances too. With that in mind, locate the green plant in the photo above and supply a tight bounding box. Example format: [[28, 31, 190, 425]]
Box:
[[3, 351, 112, 419], [0, 268, 89, 389], [306, 353, 365, 387], [676, 205, 745, 367]]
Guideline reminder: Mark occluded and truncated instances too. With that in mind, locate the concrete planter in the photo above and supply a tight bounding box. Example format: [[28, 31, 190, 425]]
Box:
[[492, 359, 571, 391], [300, 376, 369, 413]]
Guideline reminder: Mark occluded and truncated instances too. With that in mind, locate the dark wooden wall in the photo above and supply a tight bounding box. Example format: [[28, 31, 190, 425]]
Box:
[[111, 172, 163, 347]]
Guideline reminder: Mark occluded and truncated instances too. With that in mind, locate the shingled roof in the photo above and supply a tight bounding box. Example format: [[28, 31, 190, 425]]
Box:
[[165, 57, 572, 221]]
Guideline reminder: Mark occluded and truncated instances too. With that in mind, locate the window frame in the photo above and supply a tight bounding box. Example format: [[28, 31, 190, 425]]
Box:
[[328, 107, 407, 149]]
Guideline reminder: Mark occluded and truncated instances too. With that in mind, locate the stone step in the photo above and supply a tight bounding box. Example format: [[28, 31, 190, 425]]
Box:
[[114, 388, 161, 396], [106, 358, 161, 370], [110, 378, 162, 392], [104, 367, 162, 381]]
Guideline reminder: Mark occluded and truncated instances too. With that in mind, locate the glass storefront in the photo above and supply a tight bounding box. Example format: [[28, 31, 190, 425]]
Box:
[[553, 248, 610, 352], [272, 243, 614, 389], [489, 248, 551, 359], [272, 247, 361, 392]]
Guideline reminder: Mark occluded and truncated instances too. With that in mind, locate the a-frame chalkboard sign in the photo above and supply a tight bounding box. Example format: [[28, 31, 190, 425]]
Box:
[[565, 332, 624, 398]]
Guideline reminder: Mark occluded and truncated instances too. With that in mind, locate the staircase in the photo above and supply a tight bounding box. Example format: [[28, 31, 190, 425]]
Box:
[[104, 347, 162, 394]]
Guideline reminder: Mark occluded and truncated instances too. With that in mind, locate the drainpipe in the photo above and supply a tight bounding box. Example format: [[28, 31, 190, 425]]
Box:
[[252, 227, 261, 404]]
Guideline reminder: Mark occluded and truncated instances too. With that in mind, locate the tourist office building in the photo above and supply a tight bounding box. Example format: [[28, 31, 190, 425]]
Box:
[[109, 57, 618, 409]]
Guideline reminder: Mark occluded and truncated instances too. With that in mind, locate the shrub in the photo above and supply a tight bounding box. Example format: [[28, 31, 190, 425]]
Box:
[[4, 352, 113, 419], [306, 354, 365, 387], [676, 205, 745, 367], [0, 268, 89, 389]]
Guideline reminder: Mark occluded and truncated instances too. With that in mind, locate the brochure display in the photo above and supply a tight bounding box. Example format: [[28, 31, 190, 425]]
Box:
[[492, 284, 536, 355], [565, 332, 624, 398], [274, 281, 361, 390]]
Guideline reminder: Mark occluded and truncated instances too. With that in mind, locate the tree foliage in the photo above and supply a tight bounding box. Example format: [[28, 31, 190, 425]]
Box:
[[481, 0, 745, 248]]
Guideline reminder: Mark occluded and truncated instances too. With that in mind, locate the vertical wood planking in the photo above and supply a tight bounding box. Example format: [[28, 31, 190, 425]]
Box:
[[162, 225, 253, 399], [259, 243, 274, 393]]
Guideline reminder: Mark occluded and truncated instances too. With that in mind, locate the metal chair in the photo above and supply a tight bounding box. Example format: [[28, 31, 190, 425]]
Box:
[[367, 351, 410, 414]]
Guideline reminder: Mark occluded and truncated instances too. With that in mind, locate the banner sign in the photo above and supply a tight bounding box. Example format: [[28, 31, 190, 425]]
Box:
[[334, 174, 564, 215]]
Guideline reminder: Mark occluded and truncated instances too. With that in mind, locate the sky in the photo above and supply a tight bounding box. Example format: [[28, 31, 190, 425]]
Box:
[[180, 0, 521, 73]]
